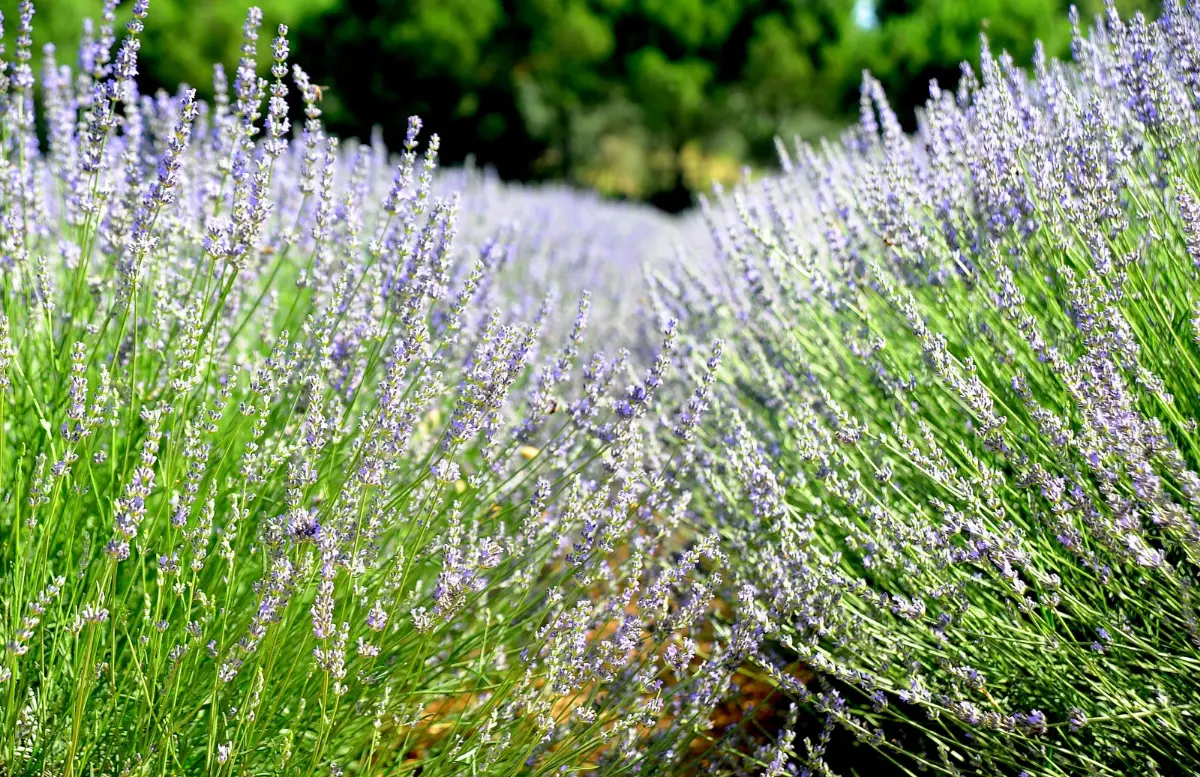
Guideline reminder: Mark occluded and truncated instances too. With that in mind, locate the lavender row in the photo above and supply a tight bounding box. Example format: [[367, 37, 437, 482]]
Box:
[[0, 3, 746, 775], [652, 1, 1200, 774]]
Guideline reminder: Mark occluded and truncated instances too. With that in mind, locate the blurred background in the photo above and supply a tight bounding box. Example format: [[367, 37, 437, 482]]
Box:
[[4, 0, 1158, 211]]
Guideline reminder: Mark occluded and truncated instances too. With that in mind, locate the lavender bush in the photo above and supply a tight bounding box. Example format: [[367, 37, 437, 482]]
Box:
[[655, 1, 1200, 773], [0, 3, 757, 774]]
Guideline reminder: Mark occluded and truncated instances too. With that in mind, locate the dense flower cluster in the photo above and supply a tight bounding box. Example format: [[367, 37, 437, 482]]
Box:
[[0, 4, 739, 775], [656, 0, 1200, 773]]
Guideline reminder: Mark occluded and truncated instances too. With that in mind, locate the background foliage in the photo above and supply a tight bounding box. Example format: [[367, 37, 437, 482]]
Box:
[[0, 0, 1161, 207]]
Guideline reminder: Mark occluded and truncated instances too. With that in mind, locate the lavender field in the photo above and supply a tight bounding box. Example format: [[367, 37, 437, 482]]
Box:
[[2, 0, 1200, 775]]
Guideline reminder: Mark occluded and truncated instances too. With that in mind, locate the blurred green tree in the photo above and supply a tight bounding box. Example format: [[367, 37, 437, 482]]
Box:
[[0, 0, 336, 94], [293, 0, 859, 209], [291, 0, 541, 181], [511, 0, 614, 178], [0, 0, 1163, 208]]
